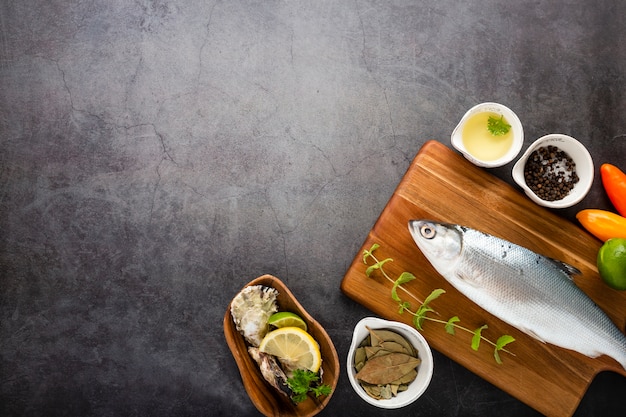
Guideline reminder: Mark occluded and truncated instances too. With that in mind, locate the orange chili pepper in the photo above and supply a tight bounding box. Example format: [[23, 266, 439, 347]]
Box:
[[601, 163, 626, 217], [576, 209, 626, 242]]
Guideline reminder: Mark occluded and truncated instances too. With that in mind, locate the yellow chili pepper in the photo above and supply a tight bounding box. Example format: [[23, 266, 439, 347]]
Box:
[[576, 209, 626, 242]]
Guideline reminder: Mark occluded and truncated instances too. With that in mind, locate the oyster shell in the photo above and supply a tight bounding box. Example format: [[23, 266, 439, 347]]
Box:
[[230, 285, 278, 347], [248, 347, 292, 398]]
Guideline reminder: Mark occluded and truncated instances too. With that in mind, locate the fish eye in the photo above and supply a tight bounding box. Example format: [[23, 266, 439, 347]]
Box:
[[420, 224, 436, 239]]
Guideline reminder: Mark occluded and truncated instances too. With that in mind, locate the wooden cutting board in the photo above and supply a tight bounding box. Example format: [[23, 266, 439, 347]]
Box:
[[340, 140, 626, 417]]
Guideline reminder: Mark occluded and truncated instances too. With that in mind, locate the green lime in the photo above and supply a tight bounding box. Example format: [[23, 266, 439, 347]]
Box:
[[267, 311, 307, 331], [597, 238, 626, 290]]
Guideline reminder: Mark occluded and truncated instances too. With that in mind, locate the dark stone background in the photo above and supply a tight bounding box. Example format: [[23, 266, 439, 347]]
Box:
[[1, 1, 625, 416]]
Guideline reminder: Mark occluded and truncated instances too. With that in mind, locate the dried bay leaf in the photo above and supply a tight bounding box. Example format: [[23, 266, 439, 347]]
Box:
[[363, 383, 393, 400], [380, 384, 393, 399], [362, 383, 382, 399], [355, 352, 421, 385], [354, 346, 367, 365], [380, 341, 412, 355], [367, 327, 416, 356], [367, 327, 396, 346], [390, 368, 418, 385], [364, 346, 388, 359]]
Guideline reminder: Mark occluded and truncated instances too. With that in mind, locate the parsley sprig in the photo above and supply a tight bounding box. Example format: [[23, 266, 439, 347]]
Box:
[[487, 115, 511, 136], [286, 369, 332, 404], [363, 243, 515, 364]]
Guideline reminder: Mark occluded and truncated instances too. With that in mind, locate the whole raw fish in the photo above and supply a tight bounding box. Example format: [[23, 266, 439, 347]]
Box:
[[408, 219, 626, 370]]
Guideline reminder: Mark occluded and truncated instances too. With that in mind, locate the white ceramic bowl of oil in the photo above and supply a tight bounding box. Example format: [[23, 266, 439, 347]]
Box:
[[451, 102, 524, 168], [512, 134, 594, 209], [346, 317, 434, 409]]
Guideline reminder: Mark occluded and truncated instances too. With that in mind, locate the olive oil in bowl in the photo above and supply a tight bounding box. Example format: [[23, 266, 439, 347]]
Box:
[[451, 102, 523, 168], [461, 112, 514, 162]]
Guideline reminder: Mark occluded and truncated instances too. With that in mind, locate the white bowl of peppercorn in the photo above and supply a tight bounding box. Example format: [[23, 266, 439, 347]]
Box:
[[512, 134, 594, 208]]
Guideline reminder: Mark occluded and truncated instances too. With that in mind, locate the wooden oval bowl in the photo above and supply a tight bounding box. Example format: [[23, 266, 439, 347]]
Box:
[[223, 275, 340, 417]]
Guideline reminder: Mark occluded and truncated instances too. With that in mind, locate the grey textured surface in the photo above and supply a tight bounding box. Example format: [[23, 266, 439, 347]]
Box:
[[1, 1, 625, 416]]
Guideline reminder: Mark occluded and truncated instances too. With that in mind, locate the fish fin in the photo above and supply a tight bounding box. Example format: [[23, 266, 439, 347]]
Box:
[[547, 257, 581, 279], [520, 327, 548, 344], [454, 269, 481, 287]]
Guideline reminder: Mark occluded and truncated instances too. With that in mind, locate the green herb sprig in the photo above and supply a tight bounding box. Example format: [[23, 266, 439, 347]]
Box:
[[363, 243, 515, 364], [286, 369, 332, 404], [487, 115, 511, 136]]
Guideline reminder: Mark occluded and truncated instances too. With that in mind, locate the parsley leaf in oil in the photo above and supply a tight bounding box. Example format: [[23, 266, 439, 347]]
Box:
[[487, 115, 511, 136]]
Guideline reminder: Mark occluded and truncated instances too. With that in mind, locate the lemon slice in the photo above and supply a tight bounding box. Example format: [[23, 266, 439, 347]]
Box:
[[267, 312, 308, 331], [259, 327, 322, 373]]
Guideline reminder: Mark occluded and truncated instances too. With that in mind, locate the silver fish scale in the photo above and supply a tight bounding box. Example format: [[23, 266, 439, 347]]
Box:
[[409, 220, 626, 370]]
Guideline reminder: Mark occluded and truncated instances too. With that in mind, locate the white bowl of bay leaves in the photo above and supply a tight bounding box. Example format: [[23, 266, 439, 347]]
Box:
[[347, 317, 434, 409]]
